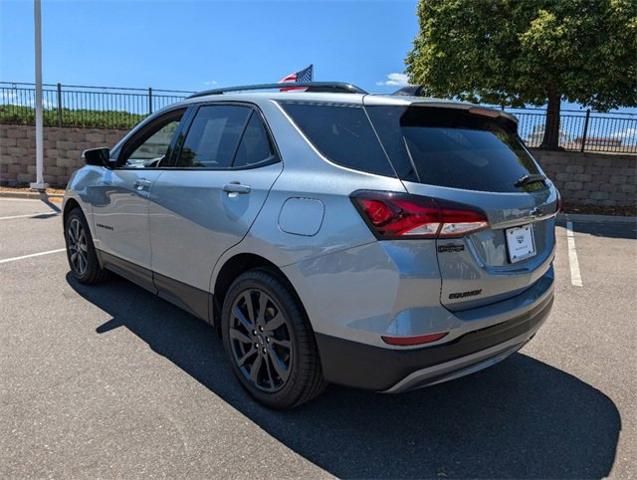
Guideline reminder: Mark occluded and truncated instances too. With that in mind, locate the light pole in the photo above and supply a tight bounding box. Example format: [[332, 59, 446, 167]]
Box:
[[30, 0, 47, 191]]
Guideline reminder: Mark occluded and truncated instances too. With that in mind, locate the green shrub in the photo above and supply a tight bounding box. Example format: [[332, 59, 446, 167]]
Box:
[[0, 105, 145, 129]]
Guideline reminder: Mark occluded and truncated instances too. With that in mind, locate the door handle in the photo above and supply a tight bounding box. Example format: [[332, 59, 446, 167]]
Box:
[[223, 182, 251, 194], [134, 179, 152, 191]]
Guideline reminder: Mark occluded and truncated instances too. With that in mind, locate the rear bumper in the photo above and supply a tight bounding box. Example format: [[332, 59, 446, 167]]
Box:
[[315, 286, 553, 392]]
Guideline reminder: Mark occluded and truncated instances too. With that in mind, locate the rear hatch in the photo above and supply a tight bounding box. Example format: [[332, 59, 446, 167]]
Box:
[[365, 102, 558, 310]]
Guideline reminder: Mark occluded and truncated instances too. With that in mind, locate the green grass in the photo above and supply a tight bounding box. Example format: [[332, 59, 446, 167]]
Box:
[[0, 105, 145, 129]]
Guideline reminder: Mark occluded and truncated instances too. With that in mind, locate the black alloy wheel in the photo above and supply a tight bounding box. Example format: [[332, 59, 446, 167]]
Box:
[[228, 288, 293, 392]]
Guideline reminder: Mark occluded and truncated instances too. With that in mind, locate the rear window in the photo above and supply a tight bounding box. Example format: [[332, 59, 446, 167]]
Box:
[[279, 102, 395, 177], [367, 106, 544, 193]]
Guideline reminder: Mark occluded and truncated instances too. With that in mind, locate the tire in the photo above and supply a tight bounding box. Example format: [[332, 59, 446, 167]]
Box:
[[221, 269, 326, 409], [64, 207, 110, 284]]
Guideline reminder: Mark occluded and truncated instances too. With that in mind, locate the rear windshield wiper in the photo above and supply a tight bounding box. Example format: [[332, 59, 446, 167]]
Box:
[[515, 173, 546, 187]]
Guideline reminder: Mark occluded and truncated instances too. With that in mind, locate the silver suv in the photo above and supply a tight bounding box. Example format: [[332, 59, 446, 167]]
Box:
[[63, 82, 558, 409]]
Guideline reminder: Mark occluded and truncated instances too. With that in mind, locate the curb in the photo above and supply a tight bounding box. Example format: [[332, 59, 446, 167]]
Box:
[[0, 191, 65, 200], [558, 213, 636, 224]]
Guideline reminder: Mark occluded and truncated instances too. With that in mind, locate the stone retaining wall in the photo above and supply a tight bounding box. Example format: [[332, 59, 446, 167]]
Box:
[[532, 150, 636, 207], [0, 124, 127, 187], [1, 124, 635, 207]]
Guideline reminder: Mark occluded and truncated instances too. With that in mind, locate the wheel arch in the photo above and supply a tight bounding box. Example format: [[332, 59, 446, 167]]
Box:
[[212, 253, 311, 335], [62, 197, 81, 222]]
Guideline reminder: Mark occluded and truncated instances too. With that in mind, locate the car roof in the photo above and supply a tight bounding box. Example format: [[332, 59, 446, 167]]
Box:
[[170, 82, 516, 123]]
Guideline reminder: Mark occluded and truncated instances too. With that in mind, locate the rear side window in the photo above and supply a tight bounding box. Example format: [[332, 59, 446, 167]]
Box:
[[367, 106, 544, 193], [279, 102, 395, 177], [176, 105, 251, 168], [233, 112, 277, 167]]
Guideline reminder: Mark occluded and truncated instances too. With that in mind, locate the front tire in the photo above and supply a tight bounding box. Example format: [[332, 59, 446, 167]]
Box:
[[221, 269, 326, 409], [64, 207, 110, 284]]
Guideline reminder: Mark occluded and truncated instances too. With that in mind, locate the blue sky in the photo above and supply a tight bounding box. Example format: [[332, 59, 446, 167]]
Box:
[[1, 0, 418, 94], [1, 0, 634, 120]]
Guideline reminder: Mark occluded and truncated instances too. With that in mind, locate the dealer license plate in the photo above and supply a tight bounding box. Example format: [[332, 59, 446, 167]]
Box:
[[506, 224, 536, 263]]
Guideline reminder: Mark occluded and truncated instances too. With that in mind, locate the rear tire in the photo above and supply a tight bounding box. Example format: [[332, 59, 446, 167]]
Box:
[[64, 207, 110, 284], [221, 269, 326, 409]]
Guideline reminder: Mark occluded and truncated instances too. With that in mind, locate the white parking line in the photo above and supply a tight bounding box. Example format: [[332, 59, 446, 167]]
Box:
[[0, 212, 59, 220], [566, 221, 583, 287], [0, 197, 45, 202], [0, 248, 66, 265]]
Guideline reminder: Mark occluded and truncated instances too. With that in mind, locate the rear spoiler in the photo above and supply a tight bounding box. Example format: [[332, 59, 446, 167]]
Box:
[[392, 85, 518, 126], [391, 86, 518, 125]]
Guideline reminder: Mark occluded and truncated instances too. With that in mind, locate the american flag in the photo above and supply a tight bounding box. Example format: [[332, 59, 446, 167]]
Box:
[[278, 64, 313, 91]]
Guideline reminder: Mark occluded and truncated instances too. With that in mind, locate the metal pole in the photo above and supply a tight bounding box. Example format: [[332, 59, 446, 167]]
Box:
[[580, 109, 590, 152], [30, 0, 47, 191], [148, 87, 153, 114], [56, 82, 62, 127]]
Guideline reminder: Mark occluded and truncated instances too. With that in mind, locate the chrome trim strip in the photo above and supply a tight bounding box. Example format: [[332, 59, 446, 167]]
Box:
[[383, 330, 536, 393]]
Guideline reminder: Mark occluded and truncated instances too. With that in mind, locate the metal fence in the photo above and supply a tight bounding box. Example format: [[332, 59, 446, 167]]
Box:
[[1, 81, 636, 153], [0, 81, 193, 129], [505, 107, 637, 154]]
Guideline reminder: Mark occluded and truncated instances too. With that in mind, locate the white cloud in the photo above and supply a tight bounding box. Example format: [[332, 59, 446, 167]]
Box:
[[376, 73, 410, 87], [0, 90, 53, 109], [203, 80, 218, 86], [0, 91, 19, 102], [611, 127, 637, 139]]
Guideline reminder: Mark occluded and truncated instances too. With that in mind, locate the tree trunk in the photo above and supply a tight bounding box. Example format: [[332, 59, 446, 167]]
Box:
[[540, 90, 561, 150]]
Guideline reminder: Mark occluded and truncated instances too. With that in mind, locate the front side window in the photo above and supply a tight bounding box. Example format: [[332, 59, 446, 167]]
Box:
[[175, 105, 252, 168], [120, 110, 184, 168]]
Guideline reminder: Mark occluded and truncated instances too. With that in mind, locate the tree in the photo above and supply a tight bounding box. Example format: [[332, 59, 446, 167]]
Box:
[[405, 0, 637, 149]]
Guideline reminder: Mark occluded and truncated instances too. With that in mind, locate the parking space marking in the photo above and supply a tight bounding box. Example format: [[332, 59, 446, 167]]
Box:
[[566, 221, 583, 287], [0, 197, 45, 202], [0, 248, 66, 265], [0, 212, 60, 220]]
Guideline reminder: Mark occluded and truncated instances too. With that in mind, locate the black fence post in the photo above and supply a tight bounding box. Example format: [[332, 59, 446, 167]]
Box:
[[56, 83, 62, 127], [580, 109, 590, 152], [148, 87, 153, 114]]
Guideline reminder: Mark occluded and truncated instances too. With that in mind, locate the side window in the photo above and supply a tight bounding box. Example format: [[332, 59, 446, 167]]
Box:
[[120, 110, 184, 168], [279, 102, 395, 177], [233, 112, 277, 168], [175, 105, 251, 168]]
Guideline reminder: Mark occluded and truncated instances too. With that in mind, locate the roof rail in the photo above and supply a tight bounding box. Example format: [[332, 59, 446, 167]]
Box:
[[188, 82, 368, 98]]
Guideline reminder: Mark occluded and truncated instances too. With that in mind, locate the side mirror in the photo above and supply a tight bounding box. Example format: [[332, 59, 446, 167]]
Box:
[[82, 147, 111, 167]]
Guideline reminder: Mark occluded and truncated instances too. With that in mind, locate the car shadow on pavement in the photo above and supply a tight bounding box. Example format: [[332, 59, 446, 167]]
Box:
[[68, 274, 621, 479]]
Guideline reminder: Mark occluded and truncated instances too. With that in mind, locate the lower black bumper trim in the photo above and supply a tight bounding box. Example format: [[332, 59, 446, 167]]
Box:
[[315, 294, 553, 391]]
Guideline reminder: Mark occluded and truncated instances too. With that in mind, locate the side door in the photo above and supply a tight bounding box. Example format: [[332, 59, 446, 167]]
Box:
[[91, 108, 185, 291], [148, 103, 283, 318]]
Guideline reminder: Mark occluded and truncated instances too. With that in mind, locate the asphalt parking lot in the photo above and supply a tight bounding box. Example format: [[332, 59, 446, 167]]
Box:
[[0, 197, 635, 479]]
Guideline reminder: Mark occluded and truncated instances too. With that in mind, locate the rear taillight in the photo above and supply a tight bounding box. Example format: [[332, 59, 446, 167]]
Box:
[[351, 191, 488, 239]]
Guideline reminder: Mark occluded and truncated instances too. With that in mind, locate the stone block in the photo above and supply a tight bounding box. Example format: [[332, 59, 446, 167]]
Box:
[[574, 173, 592, 182], [566, 165, 584, 174], [16, 173, 32, 183], [590, 191, 609, 200], [85, 132, 105, 143], [564, 181, 583, 190], [56, 140, 74, 150], [6, 128, 26, 139], [610, 175, 626, 184]]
